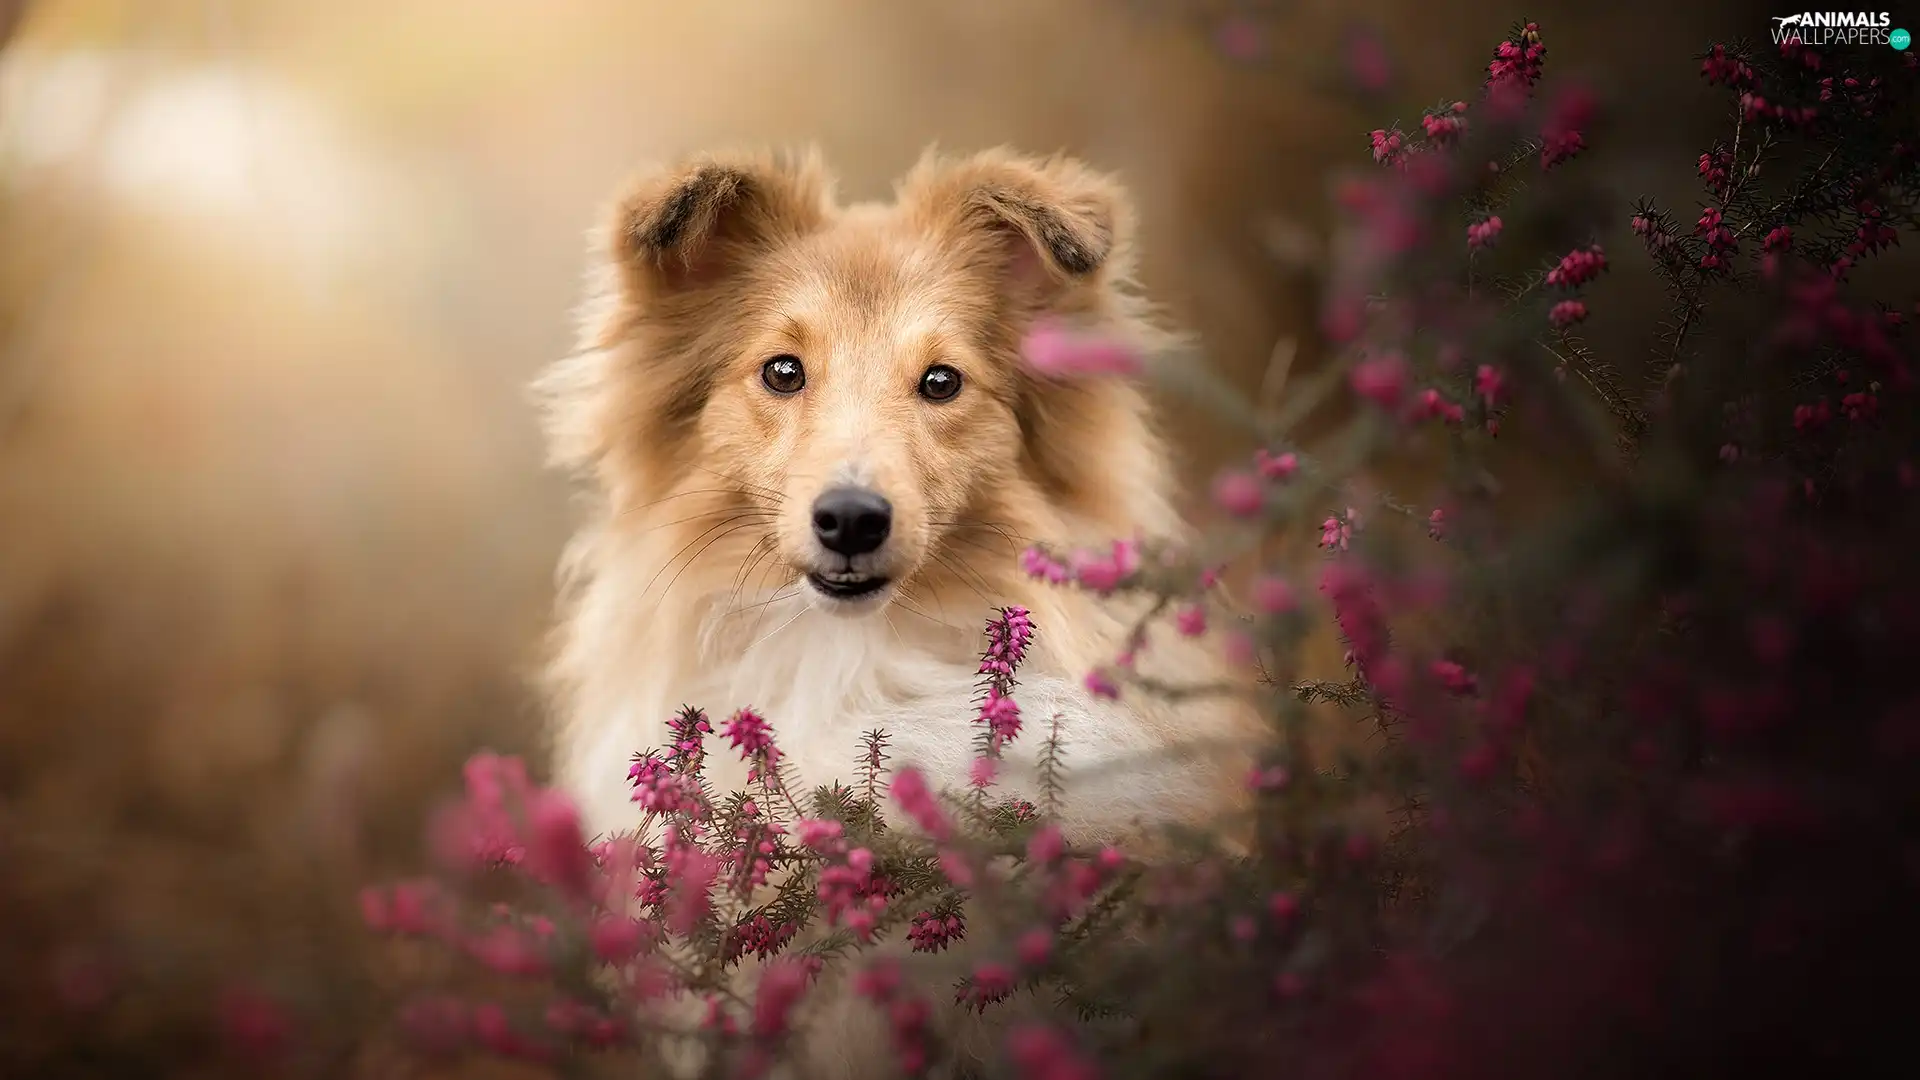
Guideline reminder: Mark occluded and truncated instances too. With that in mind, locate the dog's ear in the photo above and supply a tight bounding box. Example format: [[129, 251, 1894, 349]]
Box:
[[603, 148, 833, 296], [897, 147, 1134, 313]]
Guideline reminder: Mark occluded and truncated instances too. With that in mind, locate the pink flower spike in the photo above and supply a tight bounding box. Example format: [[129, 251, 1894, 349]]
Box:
[[1549, 299, 1589, 328], [1174, 604, 1208, 637], [1350, 352, 1409, 409], [1251, 575, 1297, 615], [1254, 448, 1300, 480], [1022, 320, 1143, 378], [1085, 668, 1121, 699], [1212, 470, 1264, 517]]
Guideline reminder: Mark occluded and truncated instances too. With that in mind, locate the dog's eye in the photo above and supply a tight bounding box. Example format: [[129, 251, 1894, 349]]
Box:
[[761, 355, 806, 395], [918, 364, 962, 402]]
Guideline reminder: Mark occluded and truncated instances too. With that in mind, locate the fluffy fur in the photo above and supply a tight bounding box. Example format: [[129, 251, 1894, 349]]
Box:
[[537, 144, 1258, 852]]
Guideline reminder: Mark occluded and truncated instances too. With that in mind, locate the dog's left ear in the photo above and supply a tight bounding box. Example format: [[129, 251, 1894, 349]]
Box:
[[897, 147, 1135, 313]]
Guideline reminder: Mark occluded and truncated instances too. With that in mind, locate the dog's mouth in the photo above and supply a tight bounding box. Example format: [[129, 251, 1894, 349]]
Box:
[[805, 570, 892, 602]]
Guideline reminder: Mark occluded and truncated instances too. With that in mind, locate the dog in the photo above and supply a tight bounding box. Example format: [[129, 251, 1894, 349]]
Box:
[[535, 144, 1265, 1075], [536, 144, 1260, 853]]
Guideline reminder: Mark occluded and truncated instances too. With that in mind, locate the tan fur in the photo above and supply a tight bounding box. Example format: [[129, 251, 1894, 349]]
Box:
[[536, 146, 1262, 1073]]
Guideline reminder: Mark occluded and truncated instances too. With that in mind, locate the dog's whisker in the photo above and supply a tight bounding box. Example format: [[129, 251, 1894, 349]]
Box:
[[656, 522, 767, 609], [744, 598, 812, 655], [929, 549, 999, 607], [638, 513, 775, 602], [721, 534, 779, 616], [632, 507, 779, 537], [685, 462, 787, 503], [891, 590, 966, 634], [932, 519, 1036, 545], [724, 586, 802, 617], [620, 488, 773, 518]]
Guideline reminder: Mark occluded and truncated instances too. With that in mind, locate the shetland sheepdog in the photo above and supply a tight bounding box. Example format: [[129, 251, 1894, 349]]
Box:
[[536, 145, 1258, 852]]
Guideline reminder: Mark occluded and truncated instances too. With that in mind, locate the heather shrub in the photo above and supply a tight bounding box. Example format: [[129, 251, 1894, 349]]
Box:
[[30, 15, 1920, 1080]]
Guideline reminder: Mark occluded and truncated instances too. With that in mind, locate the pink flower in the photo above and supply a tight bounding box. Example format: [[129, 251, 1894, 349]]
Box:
[[980, 606, 1035, 675], [1549, 300, 1589, 328], [1022, 320, 1143, 377], [1350, 352, 1410, 409], [1212, 469, 1264, 517], [1541, 85, 1594, 169], [1251, 575, 1297, 614], [1486, 23, 1546, 97], [1085, 668, 1121, 699], [793, 817, 844, 852], [889, 766, 952, 842], [1427, 507, 1447, 540], [1474, 364, 1506, 406], [721, 708, 780, 768], [1545, 244, 1608, 288], [1247, 765, 1290, 792], [590, 915, 653, 964], [979, 686, 1022, 748], [1254, 447, 1299, 480], [1027, 824, 1067, 866], [218, 984, 292, 1063], [525, 790, 591, 898], [398, 996, 471, 1056], [1020, 545, 1073, 585], [1344, 27, 1394, 94], [1430, 659, 1478, 695], [1421, 103, 1468, 143], [1006, 1024, 1099, 1080], [1467, 215, 1503, 250], [466, 924, 550, 978], [752, 960, 812, 1039], [969, 756, 1000, 789], [958, 963, 1018, 1013], [1017, 928, 1055, 967], [908, 910, 967, 953], [1174, 604, 1208, 637]]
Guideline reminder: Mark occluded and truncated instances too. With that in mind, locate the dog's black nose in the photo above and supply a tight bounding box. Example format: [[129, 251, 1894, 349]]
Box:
[[811, 487, 892, 556]]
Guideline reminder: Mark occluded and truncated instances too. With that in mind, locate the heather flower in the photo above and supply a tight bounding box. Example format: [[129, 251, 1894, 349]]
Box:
[[1549, 299, 1589, 327], [1254, 447, 1299, 480], [1084, 668, 1121, 699], [1250, 575, 1297, 614], [1700, 44, 1755, 88], [1350, 352, 1410, 408], [1006, 1024, 1099, 1080], [1020, 545, 1073, 585], [1427, 507, 1447, 540], [629, 753, 700, 815], [908, 909, 966, 953], [958, 963, 1018, 1012], [1486, 22, 1547, 98], [793, 817, 844, 852], [1174, 604, 1208, 637], [1541, 85, 1594, 168], [752, 961, 812, 1039], [1545, 244, 1608, 287], [721, 707, 779, 767], [524, 790, 591, 898], [1211, 469, 1264, 517], [981, 605, 1035, 675], [1467, 215, 1503, 249], [889, 766, 951, 841], [1022, 320, 1143, 377], [218, 984, 292, 1064], [1421, 102, 1468, 144], [979, 687, 1022, 749]]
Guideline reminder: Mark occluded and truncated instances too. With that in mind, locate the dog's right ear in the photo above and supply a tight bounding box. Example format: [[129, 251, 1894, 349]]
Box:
[[603, 149, 833, 296]]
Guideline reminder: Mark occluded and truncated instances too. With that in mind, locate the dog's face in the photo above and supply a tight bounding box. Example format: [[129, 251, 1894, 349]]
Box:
[[547, 148, 1169, 619]]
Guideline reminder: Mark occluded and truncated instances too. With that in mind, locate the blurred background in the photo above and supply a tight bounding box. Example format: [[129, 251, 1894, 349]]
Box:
[[0, 0, 1753, 1073]]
